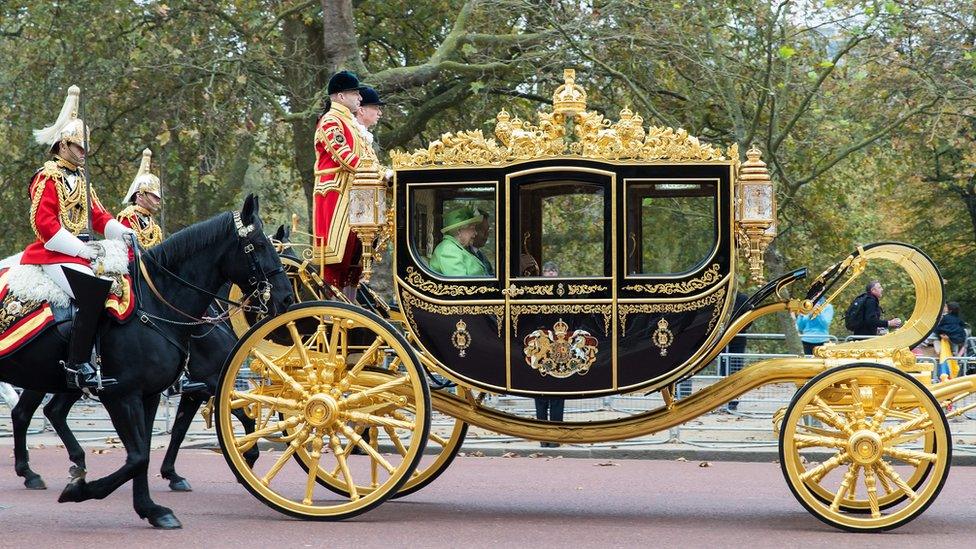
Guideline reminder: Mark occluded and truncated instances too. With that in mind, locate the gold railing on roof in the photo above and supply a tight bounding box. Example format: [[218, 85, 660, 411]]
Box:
[[391, 69, 734, 169]]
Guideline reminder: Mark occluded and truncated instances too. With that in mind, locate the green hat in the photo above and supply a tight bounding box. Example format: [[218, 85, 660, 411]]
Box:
[[441, 205, 483, 234]]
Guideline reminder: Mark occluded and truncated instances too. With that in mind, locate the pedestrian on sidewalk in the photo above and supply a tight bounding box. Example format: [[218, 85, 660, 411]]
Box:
[[796, 298, 834, 355]]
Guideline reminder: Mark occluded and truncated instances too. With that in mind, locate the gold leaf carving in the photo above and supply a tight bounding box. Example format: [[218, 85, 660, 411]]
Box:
[[622, 264, 722, 295], [405, 266, 495, 296], [618, 287, 726, 336], [511, 303, 612, 337], [391, 70, 729, 169], [399, 291, 504, 338], [567, 284, 606, 295]]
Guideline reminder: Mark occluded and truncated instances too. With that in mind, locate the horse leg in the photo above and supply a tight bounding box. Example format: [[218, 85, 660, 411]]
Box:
[[231, 407, 259, 468], [11, 390, 46, 490], [43, 392, 85, 481], [160, 393, 202, 492], [132, 393, 181, 528]]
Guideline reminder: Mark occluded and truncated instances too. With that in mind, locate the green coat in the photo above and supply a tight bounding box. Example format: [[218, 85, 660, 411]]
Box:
[[428, 235, 487, 276]]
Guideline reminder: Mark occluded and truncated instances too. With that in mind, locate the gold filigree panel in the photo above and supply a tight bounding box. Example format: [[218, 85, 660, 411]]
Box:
[[621, 264, 722, 294], [618, 287, 726, 336], [568, 284, 606, 295], [399, 291, 504, 338], [511, 303, 612, 337], [405, 266, 495, 296]]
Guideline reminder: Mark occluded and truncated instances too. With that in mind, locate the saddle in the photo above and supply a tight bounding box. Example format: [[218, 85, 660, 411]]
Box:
[[0, 242, 135, 358]]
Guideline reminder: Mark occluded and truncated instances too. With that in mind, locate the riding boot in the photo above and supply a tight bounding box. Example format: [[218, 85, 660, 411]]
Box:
[[61, 268, 117, 390]]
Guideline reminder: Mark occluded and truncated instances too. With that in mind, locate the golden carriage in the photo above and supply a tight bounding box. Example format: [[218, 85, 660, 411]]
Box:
[[214, 70, 974, 531]]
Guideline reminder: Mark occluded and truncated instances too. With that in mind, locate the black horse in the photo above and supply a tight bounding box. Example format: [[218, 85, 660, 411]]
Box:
[[10, 312, 255, 492], [0, 195, 291, 529], [11, 224, 299, 493]]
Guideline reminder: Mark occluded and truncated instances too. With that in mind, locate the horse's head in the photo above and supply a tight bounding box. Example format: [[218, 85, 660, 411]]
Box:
[[221, 194, 293, 317]]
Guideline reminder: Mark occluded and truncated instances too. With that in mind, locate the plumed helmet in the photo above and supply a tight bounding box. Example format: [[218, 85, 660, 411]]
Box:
[[122, 148, 161, 204], [33, 85, 89, 153]]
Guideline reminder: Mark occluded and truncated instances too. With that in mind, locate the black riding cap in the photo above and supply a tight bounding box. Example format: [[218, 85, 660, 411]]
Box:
[[327, 70, 367, 95], [360, 86, 386, 106]]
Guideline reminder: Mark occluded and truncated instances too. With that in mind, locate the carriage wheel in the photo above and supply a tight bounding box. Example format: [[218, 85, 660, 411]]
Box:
[[779, 363, 950, 532], [216, 302, 430, 521], [296, 390, 468, 499]]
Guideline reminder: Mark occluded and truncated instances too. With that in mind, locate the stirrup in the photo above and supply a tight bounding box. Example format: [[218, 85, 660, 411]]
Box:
[[167, 376, 208, 397], [63, 361, 117, 391]]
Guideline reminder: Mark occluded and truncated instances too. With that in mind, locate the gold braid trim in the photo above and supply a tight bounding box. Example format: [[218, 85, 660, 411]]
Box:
[[117, 206, 163, 248], [35, 161, 89, 236], [28, 176, 48, 241]]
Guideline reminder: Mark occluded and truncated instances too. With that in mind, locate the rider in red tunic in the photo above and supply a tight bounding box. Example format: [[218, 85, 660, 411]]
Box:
[[21, 85, 134, 389], [117, 148, 163, 249], [313, 71, 368, 294]]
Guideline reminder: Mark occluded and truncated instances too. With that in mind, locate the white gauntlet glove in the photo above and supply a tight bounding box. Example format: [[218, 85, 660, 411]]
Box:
[[77, 242, 102, 261]]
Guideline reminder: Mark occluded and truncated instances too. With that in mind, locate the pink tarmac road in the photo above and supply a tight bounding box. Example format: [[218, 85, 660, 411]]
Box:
[[1, 447, 975, 548]]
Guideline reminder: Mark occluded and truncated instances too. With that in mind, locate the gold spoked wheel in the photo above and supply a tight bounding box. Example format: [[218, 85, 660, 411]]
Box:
[[302, 390, 468, 499], [216, 302, 431, 520], [779, 363, 950, 532]]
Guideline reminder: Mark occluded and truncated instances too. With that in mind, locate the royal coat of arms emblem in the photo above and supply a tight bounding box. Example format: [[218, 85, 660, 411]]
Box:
[[523, 318, 599, 378]]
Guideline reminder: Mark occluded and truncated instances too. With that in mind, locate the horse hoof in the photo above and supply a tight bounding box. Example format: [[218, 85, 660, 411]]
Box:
[[168, 478, 192, 492], [24, 476, 47, 490], [58, 479, 85, 503], [149, 512, 183, 529], [68, 465, 87, 481]]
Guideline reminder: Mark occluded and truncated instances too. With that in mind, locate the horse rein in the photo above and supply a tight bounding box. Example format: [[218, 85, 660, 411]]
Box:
[[131, 213, 284, 326]]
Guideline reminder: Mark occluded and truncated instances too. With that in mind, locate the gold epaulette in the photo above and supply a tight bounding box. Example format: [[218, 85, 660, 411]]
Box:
[[39, 161, 64, 181]]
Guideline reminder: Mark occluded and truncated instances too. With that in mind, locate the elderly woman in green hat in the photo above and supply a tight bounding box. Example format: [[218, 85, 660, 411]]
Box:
[[429, 205, 488, 276]]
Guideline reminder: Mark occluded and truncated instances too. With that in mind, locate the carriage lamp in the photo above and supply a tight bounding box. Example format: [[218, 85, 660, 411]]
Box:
[[348, 155, 388, 283], [735, 146, 776, 284]]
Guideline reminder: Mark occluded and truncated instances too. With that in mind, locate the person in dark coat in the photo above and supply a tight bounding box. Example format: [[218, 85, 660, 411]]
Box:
[[935, 302, 967, 352], [853, 281, 902, 337]]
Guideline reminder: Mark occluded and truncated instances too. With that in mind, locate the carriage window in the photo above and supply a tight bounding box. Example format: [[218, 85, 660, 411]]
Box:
[[627, 181, 717, 275], [409, 184, 496, 278], [517, 181, 605, 278]]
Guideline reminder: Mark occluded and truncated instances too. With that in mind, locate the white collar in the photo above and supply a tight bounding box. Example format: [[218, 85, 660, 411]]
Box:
[[355, 121, 374, 146]]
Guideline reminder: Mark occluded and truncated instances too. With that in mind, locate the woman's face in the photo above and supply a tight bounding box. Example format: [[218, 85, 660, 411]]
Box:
[[455, 225, 477, 247]]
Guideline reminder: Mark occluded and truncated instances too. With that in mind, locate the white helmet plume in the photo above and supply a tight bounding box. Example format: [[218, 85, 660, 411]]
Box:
[[33, 85, 82, 147]]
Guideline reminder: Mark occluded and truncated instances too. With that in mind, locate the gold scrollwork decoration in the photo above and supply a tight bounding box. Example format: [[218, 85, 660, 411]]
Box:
[[568, 284, 606, 295], [511, 303, 612, 337], [399, 291, 504, 338], [618, 287, 726, 336], [405, 266, 495, 296], [813, 345, 916, 370], [622, 264, 722, 294]]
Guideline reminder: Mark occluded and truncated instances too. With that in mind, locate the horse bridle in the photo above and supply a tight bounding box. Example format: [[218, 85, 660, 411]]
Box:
[[134, 212, 285, 326]]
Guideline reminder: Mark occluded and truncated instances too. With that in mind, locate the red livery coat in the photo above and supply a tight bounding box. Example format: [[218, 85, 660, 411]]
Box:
[[313, 103, 366, 287], [21, 159, 114, 266]]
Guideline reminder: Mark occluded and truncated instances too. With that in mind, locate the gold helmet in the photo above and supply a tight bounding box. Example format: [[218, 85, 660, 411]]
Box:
[[33, 85, 89, 152], [123, 148, 162, 204]]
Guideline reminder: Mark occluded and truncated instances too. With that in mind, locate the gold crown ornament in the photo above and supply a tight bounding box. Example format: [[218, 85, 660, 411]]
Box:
[[33, 85, 90, 151], [552, 69, 587, 116], [122, 148, 161, 204]]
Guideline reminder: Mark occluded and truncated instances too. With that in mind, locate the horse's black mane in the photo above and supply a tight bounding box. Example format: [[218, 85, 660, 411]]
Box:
[[147, 211, 234, 268]]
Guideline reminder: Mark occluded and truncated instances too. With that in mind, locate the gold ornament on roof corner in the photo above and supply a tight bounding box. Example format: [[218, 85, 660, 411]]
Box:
[[735, 145, 777, 285], [391, 68, 730, 168]]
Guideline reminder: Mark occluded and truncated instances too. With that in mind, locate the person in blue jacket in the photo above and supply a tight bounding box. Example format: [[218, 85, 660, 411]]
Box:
[[796, 298, 834, 355]]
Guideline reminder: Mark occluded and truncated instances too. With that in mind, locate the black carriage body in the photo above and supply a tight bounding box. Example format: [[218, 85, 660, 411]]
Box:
[[394, 158, 736, 398]]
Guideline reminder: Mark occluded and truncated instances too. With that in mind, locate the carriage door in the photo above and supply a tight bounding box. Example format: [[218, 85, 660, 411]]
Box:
[[504, 167, 615, 396]]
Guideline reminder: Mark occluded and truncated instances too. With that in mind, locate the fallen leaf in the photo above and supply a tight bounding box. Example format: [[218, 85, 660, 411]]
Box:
[[528, 452, 545, 458], [501, 451, 519, 458], [675, 456, 687, 462], [91, 448, 111, 455], [698, 461, 711, 468], [469, 451, 485, 457], [105, 437, 120, 444], [595, 461, 617, 467]]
